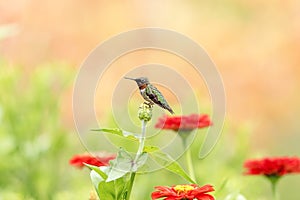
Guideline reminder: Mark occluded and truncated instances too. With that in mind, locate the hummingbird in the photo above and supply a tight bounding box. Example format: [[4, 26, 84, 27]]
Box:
[[124, 77, 174, 114]]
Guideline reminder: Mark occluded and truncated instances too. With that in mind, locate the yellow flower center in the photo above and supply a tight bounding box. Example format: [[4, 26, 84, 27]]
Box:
[[173, 185, 195, 194]]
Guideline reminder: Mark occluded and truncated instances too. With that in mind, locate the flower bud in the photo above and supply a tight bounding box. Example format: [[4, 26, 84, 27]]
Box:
[[138, 103, 153, 122]]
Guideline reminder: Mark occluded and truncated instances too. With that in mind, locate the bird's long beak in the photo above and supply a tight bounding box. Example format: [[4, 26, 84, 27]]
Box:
[[124, 77, 136, 81]]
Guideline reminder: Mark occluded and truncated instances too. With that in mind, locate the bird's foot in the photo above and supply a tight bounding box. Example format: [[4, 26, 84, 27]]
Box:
[[143, 102, 153, 108]]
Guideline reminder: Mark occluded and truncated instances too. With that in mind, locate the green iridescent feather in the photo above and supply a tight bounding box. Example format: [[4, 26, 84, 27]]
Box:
[[145, 84, 174, 114]]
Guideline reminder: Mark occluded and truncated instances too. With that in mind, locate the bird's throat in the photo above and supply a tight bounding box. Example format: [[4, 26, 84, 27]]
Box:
[[139, 83, 147, 90]]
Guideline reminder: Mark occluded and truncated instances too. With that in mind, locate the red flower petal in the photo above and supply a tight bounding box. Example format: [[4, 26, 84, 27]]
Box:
[[151, 184, 215, 200], [243, 156, 300, 177], [194, 194, 215, 200], [155, 114, 212, 132], [69, 152, 116, 169], [193, 184, 215, 194]]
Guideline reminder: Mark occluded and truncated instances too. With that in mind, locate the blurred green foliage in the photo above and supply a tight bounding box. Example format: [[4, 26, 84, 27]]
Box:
[[0, 61, 91, 200], [0, 60, 299, 200]]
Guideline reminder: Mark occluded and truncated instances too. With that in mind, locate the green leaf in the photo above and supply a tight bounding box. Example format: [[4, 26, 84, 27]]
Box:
[[106, 149, 134, 182], [89, 166, 129, 200], [87, 149, 148, 199], [145, 145, 196, 184], [90, 170, 104, 189], [106, 148, 148, 182], [91, 128, 139, 141], [98, 175, 129, 200], [84, 163, 108, 179], [143, 145, 159, 153], [133, 153, 148, 171]]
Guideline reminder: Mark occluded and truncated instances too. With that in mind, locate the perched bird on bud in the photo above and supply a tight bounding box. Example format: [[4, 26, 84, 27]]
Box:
[[125, 77, 174, 114]]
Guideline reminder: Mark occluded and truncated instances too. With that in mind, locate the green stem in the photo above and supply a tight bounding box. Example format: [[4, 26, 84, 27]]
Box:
[[136, 120, 146, 156], [127, 120, 147, 200], [125, 172, 136, 200], [271, 181, 279, 200], [268, 176, 280, 200], [182, 138, 196, 182]]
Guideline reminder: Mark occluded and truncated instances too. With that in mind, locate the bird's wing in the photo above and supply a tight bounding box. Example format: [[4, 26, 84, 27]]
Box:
[[146, 85, 174, 114], [145, 84, 162, 104]]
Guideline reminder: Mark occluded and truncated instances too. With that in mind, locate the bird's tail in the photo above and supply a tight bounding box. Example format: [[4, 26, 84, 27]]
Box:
[[166, 106, 174, 114]]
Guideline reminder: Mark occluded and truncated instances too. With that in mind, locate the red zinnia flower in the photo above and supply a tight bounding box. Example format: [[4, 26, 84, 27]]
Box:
[[69, 152, 116, 169], [151, 184, 215, 200], [155, 114, 212, 132], [243, 156, 300, 177]]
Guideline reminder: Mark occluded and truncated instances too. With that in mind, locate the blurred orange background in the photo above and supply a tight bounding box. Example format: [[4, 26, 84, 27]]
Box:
[[1, 0, 300, 155]]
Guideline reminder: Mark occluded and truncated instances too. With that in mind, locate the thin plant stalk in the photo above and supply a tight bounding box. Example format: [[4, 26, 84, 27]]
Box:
[[272, 182, 279, 200], [126, 172, 136, 200], [269, 176, 280, 200], [182, 136, 196, 182], [136, 120, 146, 156], [127, 120, 147, 200]]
